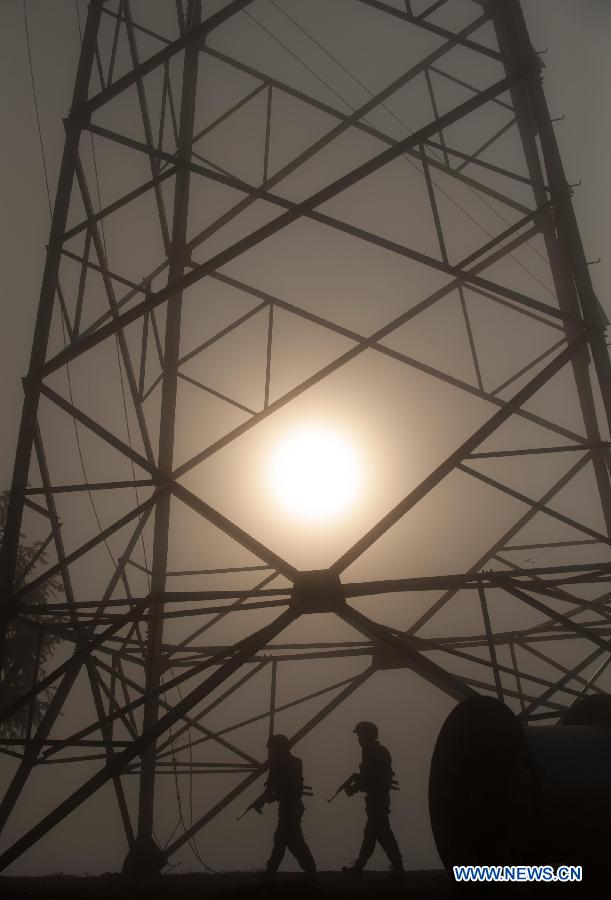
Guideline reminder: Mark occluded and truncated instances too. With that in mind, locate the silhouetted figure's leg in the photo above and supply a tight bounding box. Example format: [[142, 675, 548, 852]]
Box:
[[355, 812, 377, 870], [285, 816, 317, 875], [354, 795, 405, 874], [266, 820, 288, 876], [376, 816, 404, 872]]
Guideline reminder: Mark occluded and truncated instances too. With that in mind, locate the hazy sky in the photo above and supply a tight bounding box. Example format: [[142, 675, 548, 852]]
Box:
[[0, 0, 610, 877]]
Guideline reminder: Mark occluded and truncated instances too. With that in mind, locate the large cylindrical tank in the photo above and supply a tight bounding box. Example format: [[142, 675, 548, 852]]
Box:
[[429, 695, 611, 882]]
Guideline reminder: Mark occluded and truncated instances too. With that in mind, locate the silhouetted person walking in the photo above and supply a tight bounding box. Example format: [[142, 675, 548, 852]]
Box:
[[254, 734, 317, 882], [341, 721, 405, 880]]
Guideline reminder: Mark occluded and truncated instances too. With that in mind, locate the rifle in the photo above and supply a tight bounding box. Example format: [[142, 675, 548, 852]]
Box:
[[326, 773, 359, 804], [327, 774, 400, 803], [237, 784, 314, 821], [236, 792, 267, 821]]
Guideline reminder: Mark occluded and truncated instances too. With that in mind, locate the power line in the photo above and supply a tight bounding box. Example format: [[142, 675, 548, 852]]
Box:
[[21, 0, 52, 217]]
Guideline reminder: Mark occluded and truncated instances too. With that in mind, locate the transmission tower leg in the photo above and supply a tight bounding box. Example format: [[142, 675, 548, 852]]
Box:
[[123, 1, 202, 876], [0, 0, 103, 674], [488, 0, 611, 536]]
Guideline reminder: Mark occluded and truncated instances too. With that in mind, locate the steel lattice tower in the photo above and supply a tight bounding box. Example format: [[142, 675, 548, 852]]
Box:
[[1, 0, 610, 873]]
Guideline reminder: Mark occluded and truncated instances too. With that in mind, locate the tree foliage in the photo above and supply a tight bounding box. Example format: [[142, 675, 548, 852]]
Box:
[[0, 491, 63, 739]]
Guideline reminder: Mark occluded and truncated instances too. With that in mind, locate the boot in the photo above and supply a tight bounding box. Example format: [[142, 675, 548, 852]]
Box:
[[304, 868, 319, 885], [342, 864, 363, 880], [388, 866, 407, 882]]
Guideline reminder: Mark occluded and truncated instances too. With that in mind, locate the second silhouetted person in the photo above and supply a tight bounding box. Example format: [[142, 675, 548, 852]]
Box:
[[341, 720, 405, 880]]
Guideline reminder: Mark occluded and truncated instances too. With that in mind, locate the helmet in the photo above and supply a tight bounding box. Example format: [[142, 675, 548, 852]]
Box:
[[267, 733, 291, 751], [353, 721, 378, 740]]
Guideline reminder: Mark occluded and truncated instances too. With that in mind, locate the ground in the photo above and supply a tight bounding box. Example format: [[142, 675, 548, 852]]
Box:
[[0, 869, 607, 899], [0, 870, 451, 899]]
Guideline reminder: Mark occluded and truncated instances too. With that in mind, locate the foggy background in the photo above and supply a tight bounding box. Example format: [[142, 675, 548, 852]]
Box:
[[0, 0, 610, 878]]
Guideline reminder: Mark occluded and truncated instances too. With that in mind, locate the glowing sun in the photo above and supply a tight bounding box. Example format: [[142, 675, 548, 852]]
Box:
[[268, 426, 362, 521]]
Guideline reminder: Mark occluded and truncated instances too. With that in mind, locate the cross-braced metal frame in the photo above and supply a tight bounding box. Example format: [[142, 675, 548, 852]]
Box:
[[1, 0, 611, 872]]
